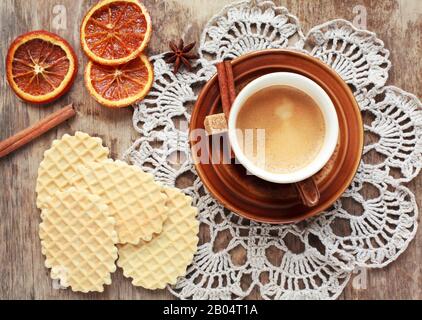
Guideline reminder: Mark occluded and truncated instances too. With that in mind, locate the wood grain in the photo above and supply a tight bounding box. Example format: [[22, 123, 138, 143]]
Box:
[[0, 0, 421, 300]]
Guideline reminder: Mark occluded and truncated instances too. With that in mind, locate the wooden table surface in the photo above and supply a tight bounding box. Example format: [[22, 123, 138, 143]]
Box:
[[0, 0, 421, 300]]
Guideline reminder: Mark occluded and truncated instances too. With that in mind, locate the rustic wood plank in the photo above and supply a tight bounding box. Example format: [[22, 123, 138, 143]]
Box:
[[0, 0, 420, 300]]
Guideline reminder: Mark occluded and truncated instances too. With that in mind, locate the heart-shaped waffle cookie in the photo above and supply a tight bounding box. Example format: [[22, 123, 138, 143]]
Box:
[[36, 131, 109, 208], [70, 160, 167, 244], [117, 187, 199, 289], [39, 188, 118, 293]]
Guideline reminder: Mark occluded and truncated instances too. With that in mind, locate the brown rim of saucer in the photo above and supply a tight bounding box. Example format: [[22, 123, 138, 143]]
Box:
[[189, 49, 364, 224]]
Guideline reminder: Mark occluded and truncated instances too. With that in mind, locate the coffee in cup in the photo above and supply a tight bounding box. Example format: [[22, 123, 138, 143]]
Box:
[[235, 85, 326, 174]]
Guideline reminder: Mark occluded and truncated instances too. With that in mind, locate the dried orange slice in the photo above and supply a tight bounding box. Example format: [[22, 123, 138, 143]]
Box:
[[6, 30, 77, 104], [80, 0, 152, 66], [84, 54, 153, 108]]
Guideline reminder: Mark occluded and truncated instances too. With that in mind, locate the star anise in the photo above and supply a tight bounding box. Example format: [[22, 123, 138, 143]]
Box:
[[163, 39, 199, 73]]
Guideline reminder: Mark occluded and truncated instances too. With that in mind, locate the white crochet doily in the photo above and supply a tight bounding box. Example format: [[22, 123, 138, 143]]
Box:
[[124, 0, 421, 299]]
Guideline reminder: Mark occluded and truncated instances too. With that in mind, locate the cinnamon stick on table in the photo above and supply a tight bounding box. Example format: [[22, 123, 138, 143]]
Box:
[[0, 104, 76, 159]]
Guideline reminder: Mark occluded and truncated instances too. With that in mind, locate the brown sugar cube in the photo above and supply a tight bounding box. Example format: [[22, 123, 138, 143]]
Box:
[[204, 113, 228, 136]]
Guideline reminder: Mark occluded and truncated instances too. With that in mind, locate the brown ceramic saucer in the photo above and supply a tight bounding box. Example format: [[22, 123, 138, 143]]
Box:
[[189, 49, 364, 224]]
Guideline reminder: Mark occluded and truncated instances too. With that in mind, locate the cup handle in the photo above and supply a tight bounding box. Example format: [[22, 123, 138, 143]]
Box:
[[294, 177, 320, 207]]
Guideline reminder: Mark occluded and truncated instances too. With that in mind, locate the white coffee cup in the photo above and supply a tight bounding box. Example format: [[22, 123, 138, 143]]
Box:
[[228, 72, 339, 206]]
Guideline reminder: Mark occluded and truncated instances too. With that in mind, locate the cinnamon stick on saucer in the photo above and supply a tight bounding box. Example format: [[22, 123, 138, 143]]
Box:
[[204, 61, 236, 158], [205, 61, 236, 136], [224, 61, 236, 106], [215, 61, 236, 119], [0, 104, 76, 159]]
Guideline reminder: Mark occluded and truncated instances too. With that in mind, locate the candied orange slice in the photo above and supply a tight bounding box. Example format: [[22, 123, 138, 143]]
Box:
[[84, 54, 153, 108], [80, 0, 152, 66], [6, 30, 77, 104]]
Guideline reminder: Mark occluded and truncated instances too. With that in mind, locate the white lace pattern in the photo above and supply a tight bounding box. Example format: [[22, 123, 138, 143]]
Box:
[[124, 0, 421, 299]]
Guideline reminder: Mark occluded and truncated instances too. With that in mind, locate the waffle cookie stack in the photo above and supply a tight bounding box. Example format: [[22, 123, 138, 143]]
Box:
[[36, 132, 199, 293]]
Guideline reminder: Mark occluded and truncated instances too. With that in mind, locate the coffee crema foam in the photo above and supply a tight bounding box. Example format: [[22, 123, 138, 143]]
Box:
[[236, 85, 326, 174]]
